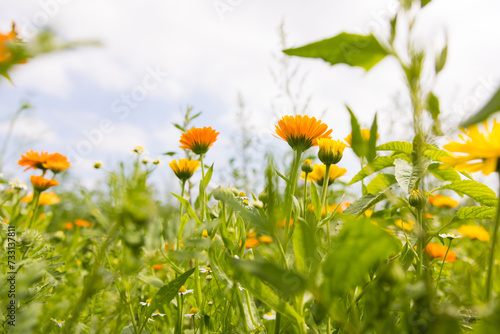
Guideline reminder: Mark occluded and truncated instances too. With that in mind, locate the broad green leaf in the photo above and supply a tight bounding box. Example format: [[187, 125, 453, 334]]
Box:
[[283, 33, 389, 71], [322, 219, 400, 295], [293, 218, 318, 274], [428, 163, 461, 182], [366, 173, 397, 194], [367, 113, 378, 162], [200, 164, 214, 188], [376, 141, 413, 154], [347, 106, 364, 158], [441, 180, 498, 207], [145, 268, 195, 317], [399, 243, 416, 271], [310, 182, 322, 220], [423, 145, 451, 161], [138, 274, 165, 289], [456, 206, 496, 220], [343, 192, 387, 215], [394, 158, 431, 194], [348, 156, 396, 185], [461, 85, 500, 127], [172, 193, 201, 225]]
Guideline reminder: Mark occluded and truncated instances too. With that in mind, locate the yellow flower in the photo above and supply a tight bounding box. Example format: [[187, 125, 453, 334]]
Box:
[[30, 175, 58, 192], [317, 138, 346, 165], [274, 115, 332, 151], [43, 153, 70, 174], [258, 236, 273, 244], [301, 164, 346, 186], [22, 192, 60, 205], [428, 194, 459, 208], [179, 127, 219, 155], [202, 229, 209, 238], [394, 219, 415, 231], [169, 159, 200, 181], [458, 225, 490, 242], [441, 120, 500, 175], [244, 238, 260, 248], [344, 129, 379, 146]]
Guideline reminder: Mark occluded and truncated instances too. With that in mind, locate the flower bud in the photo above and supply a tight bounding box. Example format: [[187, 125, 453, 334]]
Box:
[[213, 186, 234, 202], [94, 161, 102, 169], [206, 274, 213, 281], [258, 189, 268, 203], [301, 159, 313, 173], [409, 189, 426, 209], [317, 138, 346, 165]]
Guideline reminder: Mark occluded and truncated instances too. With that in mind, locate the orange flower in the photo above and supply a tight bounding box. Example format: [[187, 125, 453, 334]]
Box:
[[74, 219, 92, 228], [22, 192, 60, 205], [30, 175, 58, 192], [274, 115, 332, 151], [18, 150, 50, 171], [153, 264, 164, 271], [424, 243, 457, 262], [165, 242, 174, 251], [43, 153, 70, 173], [458, 225, 490, 242], [169, 159, 200, 181], [428, 194, 459, 208], [277, 218, 293, 227], [0, 23, 24, 63], [244, 238, 260, 248], [179, 127, 219, 155], [64, 222, 74, 230], [258, 236, 273, 244]]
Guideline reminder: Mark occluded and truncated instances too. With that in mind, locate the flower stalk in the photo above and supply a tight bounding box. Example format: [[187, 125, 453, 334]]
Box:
[[485, 178, 500, 301], [320, 164, 331, 246]]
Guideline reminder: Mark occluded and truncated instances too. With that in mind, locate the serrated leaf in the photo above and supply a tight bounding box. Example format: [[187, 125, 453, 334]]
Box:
[[441, 180, 497, 207], [344, 192, 387, 215], [348, 156, 396, 185], [283, 33, 389, 71], [456, 206, 496, 220], [377, 141, 413, 154], [461, 85, 500, 127], [366, 173, 397, 194], [428, 163, 461, 182]]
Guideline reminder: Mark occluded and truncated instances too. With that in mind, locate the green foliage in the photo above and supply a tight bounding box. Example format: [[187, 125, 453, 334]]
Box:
[[441, 180, 498, 207], [461, 85, 500, 127]]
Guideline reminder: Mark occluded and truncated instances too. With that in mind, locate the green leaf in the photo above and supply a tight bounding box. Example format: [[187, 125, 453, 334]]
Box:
[[174, 123, 185, 132], [428, 163, 461, 182], [399, 243, 416, 271], [421, 0, 432, 7], [162, 151, 176, 156], [423, 145, 451, 161], [172, 193, 201, 225], [441, 180, 498, 207], [322, 219, 400, 295], [435, 45, 447, 73], [376, 141, 413, 154], [461, 85, 500, 127], [293, 218, 318, 274], [427, 92, 443, 135], [121, 326, 150, 334], [343, 192, 387, 215], [347, 106, 364, 158], [367, 113, 378, 163], [366, 173, 397, 194], [145, 268, 195, 317], [138, 274, 165, 289], [456, 206, 496, 220], [394, 158, 431, 194], [283, 33, 389, 71], [310, 182, 322, 220], [348, 156, 396, 185]]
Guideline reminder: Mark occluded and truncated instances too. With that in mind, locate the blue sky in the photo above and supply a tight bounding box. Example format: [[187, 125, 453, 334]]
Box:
[[1, 0, 499, 193]]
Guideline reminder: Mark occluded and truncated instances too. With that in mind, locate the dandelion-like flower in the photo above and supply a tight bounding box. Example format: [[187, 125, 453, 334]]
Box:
[[441, 120, 500, 175], [244, 238, 260, 248], [22, 192, 60, 205], [153, 264, 164, 271], [274, 115, 332, 151], [424, 243, 457, 262], [0, 23, 25, 64], [30, 175, 58, 192], [458, 225, 490, 242], [179, 127, 219, 155], [64, 222, 74, 230], [344, 129, 379, 147], [301, 164, 346, 187], [317, 138, 346, 165], [428, 194, 459, 208], [169, 159, 200, 181]]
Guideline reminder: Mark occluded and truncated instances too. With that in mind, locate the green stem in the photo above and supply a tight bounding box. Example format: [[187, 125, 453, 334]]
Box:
[[417, 209, 424, 279], [302, 172, 308, 219], [177, 295, 184, 334], [200, 154, 205, 223], [28, 191, 40, 229], [284, 150, 303, 245], [485, 178, 500, 301], [194, 259, 204, 334], [126, 291, 139, 334], [320, 164, 331, 246], [275, 313, 281, 334], [177, 180, 186, 251], [436, 239, 452, 292]]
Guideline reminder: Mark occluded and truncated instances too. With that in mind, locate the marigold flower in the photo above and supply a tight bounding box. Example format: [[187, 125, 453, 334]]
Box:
[[258, 236, 273, 244], [428, 194, 459, 208], [43, 153, 70, 173], [344, 129, 379, 147], [458, 225, 490, 242], [308, 202, 349, 215], [395, 219, 415, 231], [317, 138, 346, 165], [277, 218, 293, 227], [424, 243, 457, 262], [153, 264, 164, 271], [22, 192, 60, 205], [0, 23, 25, 64], [18, 150, 50, 171], [202, 229, 209, 238], [169, 159, 200, 181], [274, 115, 332, 151], [165, 242, 174, 251], [244, 238, 260, 248], [179, 127, 219, 155], [301, 164, 346, 186], [74, 219, 92, 227], [64, 222, 74, 230], [30, 175, 58, 192], [441, 120, 500, 175]]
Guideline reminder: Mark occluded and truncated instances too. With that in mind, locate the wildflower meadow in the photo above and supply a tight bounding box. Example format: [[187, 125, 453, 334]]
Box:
[[2, 1, 500, 334]]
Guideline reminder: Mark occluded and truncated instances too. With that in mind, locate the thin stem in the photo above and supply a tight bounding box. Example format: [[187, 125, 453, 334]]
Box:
[[126, 292, 139, 334], [284, 150, 303, 245], [302, 172, 308, 219], [320, 164, 331, 246], [28, 191, 40, 229], [417, 209, 424, 279], [177, 180, 186, 251], [275, 312, 281, 334], [436, 239, 452, 292], [485, 178, 500, 301], [200, 154, 205, 223]]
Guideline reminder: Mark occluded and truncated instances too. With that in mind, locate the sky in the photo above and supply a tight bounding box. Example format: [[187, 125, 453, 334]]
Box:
[[1, 0, 499, 194]]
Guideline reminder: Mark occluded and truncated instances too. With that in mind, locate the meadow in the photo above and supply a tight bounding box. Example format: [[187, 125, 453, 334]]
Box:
[[2, 1, 500, 333]]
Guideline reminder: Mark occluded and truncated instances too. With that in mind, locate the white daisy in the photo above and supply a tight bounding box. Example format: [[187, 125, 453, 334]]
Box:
[[152, 310, 165, 317], [200, 266, 212, 273], [140, 298, 153, 306], [51, 318, 64, 327], [237, 283, 245, 291], [263, 311, 276, 320], [439, 233, 462, 240], [178, 286, 194, 295], [184, 307, 199, 318]]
